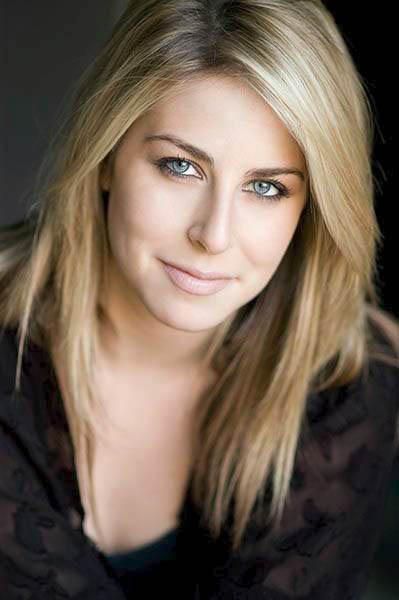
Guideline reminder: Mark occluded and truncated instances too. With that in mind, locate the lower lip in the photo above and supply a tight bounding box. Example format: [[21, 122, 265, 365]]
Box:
[[161, 262, 233, 296]]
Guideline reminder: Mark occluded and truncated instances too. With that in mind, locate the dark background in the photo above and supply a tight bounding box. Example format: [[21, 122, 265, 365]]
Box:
[[1, 2, 397, 597]]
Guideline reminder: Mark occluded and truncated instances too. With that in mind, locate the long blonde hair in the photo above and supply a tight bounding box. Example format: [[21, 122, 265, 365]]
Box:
[[1, 0, 398, 552]]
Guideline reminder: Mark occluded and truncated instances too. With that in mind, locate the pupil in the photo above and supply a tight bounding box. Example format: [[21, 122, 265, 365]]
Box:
[[255, 181, 270, 194]]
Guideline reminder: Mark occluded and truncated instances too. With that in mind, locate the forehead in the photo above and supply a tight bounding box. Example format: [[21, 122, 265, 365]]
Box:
[[129, 74, 306, 171]]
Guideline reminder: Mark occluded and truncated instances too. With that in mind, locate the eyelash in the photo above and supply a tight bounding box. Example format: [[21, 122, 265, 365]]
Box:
[[153, 154, 290, 203]]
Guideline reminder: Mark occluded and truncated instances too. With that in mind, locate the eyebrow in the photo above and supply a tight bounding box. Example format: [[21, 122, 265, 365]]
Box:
[[144, 133, 306, 182]]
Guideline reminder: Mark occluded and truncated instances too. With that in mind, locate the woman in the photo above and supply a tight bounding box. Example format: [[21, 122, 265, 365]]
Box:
[[0, 0, 398, 597]]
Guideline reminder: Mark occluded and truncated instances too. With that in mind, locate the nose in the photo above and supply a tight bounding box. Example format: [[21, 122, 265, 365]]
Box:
[[188, 187, 234, 254]]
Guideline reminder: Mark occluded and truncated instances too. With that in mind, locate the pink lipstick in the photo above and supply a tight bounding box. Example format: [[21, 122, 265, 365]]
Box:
[[161, 261, 233, 296]]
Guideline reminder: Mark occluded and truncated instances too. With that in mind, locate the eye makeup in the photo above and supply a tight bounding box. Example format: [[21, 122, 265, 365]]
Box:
[[151, 154, 291, 203]]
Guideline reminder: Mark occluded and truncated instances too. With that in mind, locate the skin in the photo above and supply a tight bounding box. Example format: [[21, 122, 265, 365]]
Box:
[[99, 73, 308, 379], [68, 74, 310, 552]]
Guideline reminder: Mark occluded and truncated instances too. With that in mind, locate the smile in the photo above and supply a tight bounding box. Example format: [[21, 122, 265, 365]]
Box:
[[161, 261, 233, 296]]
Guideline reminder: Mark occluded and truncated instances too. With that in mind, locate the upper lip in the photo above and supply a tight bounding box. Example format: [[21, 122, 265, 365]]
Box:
[[161, 260, 234, 280]]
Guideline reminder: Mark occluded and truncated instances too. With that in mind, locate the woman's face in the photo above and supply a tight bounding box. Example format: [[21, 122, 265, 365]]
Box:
[[100, 74, 308, 334]]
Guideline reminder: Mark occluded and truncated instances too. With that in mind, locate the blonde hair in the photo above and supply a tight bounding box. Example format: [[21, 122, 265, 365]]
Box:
[[1, 0, 398, 552]]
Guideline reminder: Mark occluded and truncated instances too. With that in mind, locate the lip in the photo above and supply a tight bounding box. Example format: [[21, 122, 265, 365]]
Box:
[[160, 260, 234, 280], [161, 261, 233, 296]]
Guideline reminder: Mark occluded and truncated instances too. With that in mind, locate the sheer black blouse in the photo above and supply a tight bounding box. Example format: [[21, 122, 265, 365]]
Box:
[[0, 322, 398, 599]]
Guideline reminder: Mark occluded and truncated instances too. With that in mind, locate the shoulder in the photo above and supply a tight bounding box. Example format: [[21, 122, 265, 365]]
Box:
[[366, 305, 399, 379], [303, 314, 399, 484], [0, 326, 127, 600], [0, 325, 51, 454], [365, 308, 399, 437], [215, 321, 399, 597], [309, 307, 399, 423], [0, 326, 18, 391]]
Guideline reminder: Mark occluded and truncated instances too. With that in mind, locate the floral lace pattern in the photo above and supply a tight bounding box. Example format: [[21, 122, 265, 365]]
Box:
[[0, 324, 398, 599]]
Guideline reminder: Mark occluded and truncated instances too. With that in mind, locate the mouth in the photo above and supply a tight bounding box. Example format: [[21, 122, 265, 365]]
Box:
[[160, 259, 234, 281], [160, 260, 234, 296]]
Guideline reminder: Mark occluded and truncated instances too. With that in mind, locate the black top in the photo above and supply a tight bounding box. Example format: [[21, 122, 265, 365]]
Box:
[[0, 321, 398, 599], [104, 525, 180, 596]]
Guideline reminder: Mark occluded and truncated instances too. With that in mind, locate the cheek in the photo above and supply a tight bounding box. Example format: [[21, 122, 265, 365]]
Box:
[[108, 177, 181, 243], [246, 207, 302, 269]]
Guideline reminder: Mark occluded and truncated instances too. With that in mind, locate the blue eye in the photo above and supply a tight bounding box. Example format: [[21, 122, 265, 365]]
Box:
[[153, 154, 290, 203], [156, 156, 199, 179]]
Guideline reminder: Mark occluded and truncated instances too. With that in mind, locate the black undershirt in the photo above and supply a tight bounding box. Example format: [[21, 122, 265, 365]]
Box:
[[104, 525, 181, 596]]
